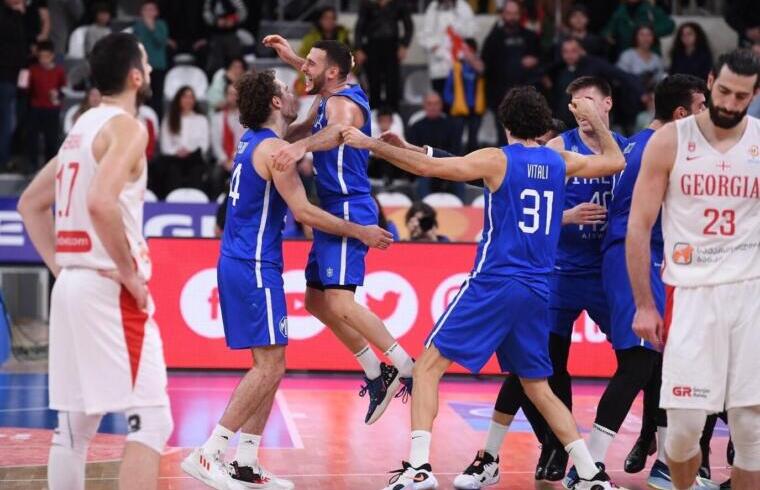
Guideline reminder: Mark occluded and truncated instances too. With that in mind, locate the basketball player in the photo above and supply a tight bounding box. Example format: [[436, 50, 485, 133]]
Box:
[[342, 87, 625, 490], [17, 33, 172, 490], [628, 49, 760, 490], [181, 70, 392, 489], [262, 35, 415, 424]]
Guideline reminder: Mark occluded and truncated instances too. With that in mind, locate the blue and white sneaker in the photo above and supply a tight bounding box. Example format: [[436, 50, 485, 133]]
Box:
[[359, 362, 401, 424], [647, 459, 672, 489], [563, 462, 606, 489]]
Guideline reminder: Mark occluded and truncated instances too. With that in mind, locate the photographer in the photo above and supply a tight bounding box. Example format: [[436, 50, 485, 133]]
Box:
[[405, 201, 450, 242]]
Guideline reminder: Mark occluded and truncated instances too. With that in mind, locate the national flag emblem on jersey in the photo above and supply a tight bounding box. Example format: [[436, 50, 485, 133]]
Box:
[[688, 140, 696, 153], [672, 243, 694, 265]]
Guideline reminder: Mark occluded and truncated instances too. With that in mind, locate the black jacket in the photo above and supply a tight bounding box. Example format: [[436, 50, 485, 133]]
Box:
[[355, 0, 413, 49], [0, 6, 27, 83]]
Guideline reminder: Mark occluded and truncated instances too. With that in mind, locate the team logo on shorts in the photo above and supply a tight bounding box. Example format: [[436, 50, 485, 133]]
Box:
[[326, 267, 334, 278], [279, 316, 289, 338], [127, 414, 141, 433], [672, 243, 694, 265]]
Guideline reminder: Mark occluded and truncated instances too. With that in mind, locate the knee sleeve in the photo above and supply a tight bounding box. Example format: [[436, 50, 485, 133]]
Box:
[[728, 406, 760, 471], [125, 405, 174, 453], [665, 409, 708, 463], [51, 411, 102, 455]]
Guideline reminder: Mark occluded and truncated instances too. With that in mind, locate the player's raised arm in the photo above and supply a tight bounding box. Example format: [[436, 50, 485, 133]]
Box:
[[342, 126, 505, 187], [262, 34, 305, 70], [87, 115, 149, 308], [17, 158, 60, 276], [262, 140, 392, 249], [284, 94, 320, 142], [562, 98, 625, 178], [626, 123, 675, 346]]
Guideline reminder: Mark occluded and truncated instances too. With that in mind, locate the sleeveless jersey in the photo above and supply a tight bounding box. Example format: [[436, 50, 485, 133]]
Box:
[[662, 115, 760, 287], [221, 128, 288, 288], [54, 105, 151, 280], [311, 85, 372, 203], [473, 144, 566, 297], [555, 128, 628, 275], [603, 128, 663, 252]]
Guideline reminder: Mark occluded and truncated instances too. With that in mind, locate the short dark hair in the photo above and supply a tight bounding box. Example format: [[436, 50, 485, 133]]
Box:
[[631, 24, 656, 49], [236, 70, 280, 129], [497, 86, 553, 140], [566, 76, 612, 98], [377, 106, 394, 118], [654, 74, 707, 122], [712, 48, 760, 89], [312, 40, 352, 79], [551, 118, 567, 133], [36, 40, 54, 53], [405, 201, 437, 225], [89, 33, 143, 96]]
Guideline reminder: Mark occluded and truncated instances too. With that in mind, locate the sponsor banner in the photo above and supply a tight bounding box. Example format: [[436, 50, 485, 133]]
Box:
[[150, 238, 617, 377]]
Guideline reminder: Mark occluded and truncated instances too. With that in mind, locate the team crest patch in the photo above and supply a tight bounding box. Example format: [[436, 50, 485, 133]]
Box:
[[672, 243, 693, 265], [236, 141, 249, 155], [326, 267, 334, 278], [623, 142, 636, 154], [279, 317, 288, 337]]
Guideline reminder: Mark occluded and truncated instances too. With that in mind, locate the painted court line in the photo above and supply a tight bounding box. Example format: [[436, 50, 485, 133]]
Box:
[[275, 391, 304, 449]]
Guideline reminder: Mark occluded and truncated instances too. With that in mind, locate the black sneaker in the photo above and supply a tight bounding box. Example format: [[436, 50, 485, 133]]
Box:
[[228, 461, 294, 489], [383, 461, 438, 490], [544, 445, 569, 482], [535, 444, 551, 481], [359, 362, 401, 424], [624, 435, 657, 473], [720, 478, 731, 489], [571, 468, 621, 489], [453, 450, 500, 489]]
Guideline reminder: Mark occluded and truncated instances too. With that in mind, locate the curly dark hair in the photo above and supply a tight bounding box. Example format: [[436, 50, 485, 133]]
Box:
[[497, 86, 553, 140], [236, 69, 281, 130]]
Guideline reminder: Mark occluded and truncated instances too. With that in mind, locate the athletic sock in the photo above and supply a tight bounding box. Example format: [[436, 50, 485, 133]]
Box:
[[355, 346, 382, 380], [565, 439, 599, 480], [657, 426, 668, 463], [409, 430, 432, 468], [587, 423, 616, 463], [484, 420, 510, 459], [235, 433, 261, 468], [202, 424, 234, 456], [384, 342, 414, 378]]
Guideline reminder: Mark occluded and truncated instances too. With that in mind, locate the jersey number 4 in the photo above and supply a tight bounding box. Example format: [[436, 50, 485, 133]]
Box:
[[519, 189, 554, 235], [229, 163, 242, 206]]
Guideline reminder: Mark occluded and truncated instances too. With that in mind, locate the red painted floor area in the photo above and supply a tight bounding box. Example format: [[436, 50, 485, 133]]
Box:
[[0, 372, 731, 489]]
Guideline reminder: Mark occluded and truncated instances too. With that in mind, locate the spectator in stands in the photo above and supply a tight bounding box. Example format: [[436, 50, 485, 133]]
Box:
[[444, 38, 485, 153], [84, 2, 111, 55], [209, 82, 243, 198], [300, 6, 350, 58], [23, 0, 50, 46], [616, 24, 665, 83], [25, 40, 65, 173], [407, 91, 464, 199], [556, 4, 607, 59], [372, 193, 400, 241], [354, 0, 413, 111], [669, 22, 713, 80], [536, 117, 567, 146], [48, 0, 84, 56], [634, 84, 655, 132], [405, 201, 450, 242], [482, 0, 541, 146], [159, 86, 209, 197], [137, 102, 159, 162], [0, 0, 27, 171], [418, 0, 475, 100], [206, 56, 245, 112], [69, 86, 101, 128], [573, 0, 618, 35], [203, 0, 247, 75], [369, 106, 406, 183], [602, 0, 674, 56], [724, 0, 760, 49], [162, 0, 207, 66], [134, 0, 169, 119], [749, 41, 760, 118]]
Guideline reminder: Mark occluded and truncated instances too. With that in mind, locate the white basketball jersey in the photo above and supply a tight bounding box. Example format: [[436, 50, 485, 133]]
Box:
[[54, 105, 151, 280], [661, 115, 760, 287]]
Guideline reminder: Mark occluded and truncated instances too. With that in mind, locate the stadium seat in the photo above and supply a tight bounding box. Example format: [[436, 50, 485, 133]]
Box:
[[164, 65, 209, 101], [470, 195, 485, 208], [237, 28, 255, 48], [173, 53, 196, 65], [138, 105, 159, 130], [63, 105, 79, 133], [216, 192, 227, 204], [478, 111, 499, 146], [61, 61, 90, 98], [403, 69, 430, 105], [67, 26, 88, 59], [406, 109, 425, 127], [376, 191, 412, 207], [370, 110, 405, 138], [423, 193, 464, 207], [165, 188, 209, 203], [144, 189, 158, 202]]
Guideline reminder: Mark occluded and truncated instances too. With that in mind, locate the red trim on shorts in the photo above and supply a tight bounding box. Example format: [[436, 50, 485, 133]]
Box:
[[119, 287, 148, 387], [663, 285, 675, 345]]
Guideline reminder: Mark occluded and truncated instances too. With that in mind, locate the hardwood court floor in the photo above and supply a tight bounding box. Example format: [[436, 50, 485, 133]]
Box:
[[0, 372, 731, 489]]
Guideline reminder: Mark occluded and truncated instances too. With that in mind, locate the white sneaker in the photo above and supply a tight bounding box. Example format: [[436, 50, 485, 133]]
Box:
[[381, 461, 438, 490], [181, 448, 236, 490], [453, 450, 500, 489], [227, 461, 295, 489]]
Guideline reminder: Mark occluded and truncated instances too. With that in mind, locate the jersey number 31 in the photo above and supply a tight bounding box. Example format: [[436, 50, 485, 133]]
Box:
[[519, 189, 554, 235]]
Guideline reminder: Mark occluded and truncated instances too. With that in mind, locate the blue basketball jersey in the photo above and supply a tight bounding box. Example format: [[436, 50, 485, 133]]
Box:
[[220, 128, 288, 287], [311, 85, 372, 203], [554, 128, 628, 275], [602, 128, 663, 252], [473, 144, 566, 297]]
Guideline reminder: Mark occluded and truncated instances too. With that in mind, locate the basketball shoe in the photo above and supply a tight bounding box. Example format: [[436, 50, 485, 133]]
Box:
[[453, 450, 500, 489]]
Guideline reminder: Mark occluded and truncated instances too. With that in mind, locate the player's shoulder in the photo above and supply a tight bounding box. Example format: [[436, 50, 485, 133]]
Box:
[[546, 134, 566, 151], [104, 112, 147, 140]]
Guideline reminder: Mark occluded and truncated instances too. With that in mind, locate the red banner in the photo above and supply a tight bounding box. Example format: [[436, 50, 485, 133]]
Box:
[[149, 238, 617, 377]]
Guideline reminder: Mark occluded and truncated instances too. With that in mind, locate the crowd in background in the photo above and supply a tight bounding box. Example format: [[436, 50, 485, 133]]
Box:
[[1, 0, 760, 237]]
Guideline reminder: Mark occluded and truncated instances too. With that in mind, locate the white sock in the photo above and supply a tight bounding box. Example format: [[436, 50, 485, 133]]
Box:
[[355, 346, 382, 380], [587, 423, 616, 463], [565, 439, 599, 480], [48, 444, 86, 490], [657, 426, 668, 463], [235, 433, 261, 467], [202, 424, 234, 456], [384, 342, 414, 378], [484, 420, 510, 458], [409, 430, 432, 468]]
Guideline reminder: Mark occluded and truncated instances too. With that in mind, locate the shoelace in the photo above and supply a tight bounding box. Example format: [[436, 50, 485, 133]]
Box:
[[463, 451, 488, 475], [394, 381, 411, 403], [387, 462, 411, 484]]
